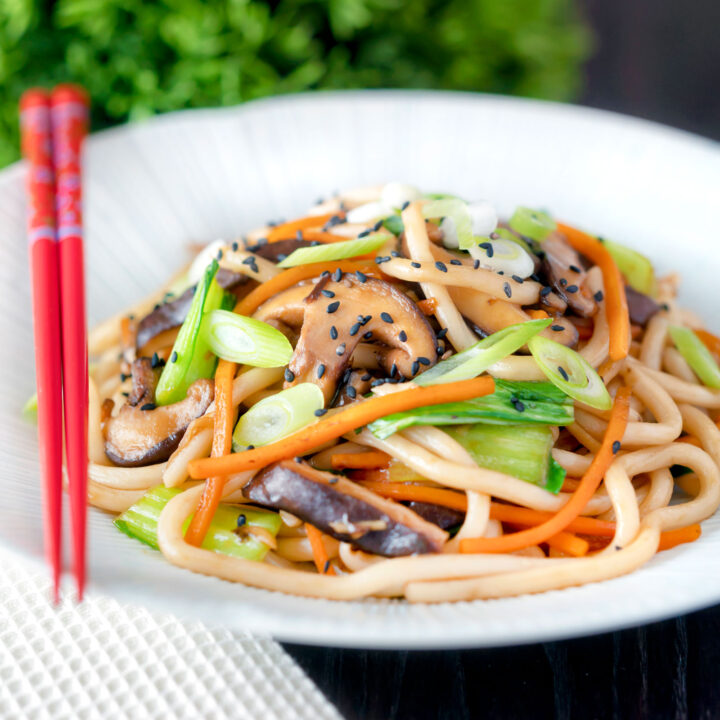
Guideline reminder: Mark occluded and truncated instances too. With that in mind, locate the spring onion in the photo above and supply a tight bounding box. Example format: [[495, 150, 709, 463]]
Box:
[[114, 485, 281, 561], [528, 335, 612, 410], [382, 214, 404, 236], [668, 326, 720, 389], [469, 235, 535, 278], [203, 310, 293, 367], [494, 227, 536, 257], [602, 238, 657, 296], [416, 318, 552, 386], [367, 380, 574, 439], [446, 424, 566, 493], [155, 259, 233, 406], [424, 198, 473, 250], [346, 201, 391, 224], [232, 382, 324, 451], [277, 234, 391, 268], [508, 207, 556, 241]]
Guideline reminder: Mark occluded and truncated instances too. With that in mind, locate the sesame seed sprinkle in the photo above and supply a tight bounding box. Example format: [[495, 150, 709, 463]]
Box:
[[330, 326, 338, 340], [612, 440, 621, 454], [565, 285, 579, 294], [437, 328, 448, 339], [170, 351, 178, 363], [347, 386, 357, 399], [363, 331, 373, 340], [284, 368, 295, 382], [411, 261, 421, 268], [558, 366, 569, 381], [332, 268, 342, 282], [540, 286, 552, 297], [551, 325, 565, 332], [326, 301, 340, 314], [356, 271, 367, 283], [435, 261, 448, 273], [569, 264, 581, 274], [594, 290, 604, 302], [503, 282, 512, 298], [317, 364, 326, 378], [411, 360, 420, 375], [349, 322, 361, 336], [381, 312, 394, 323], [321, 289, 335, 298], [336, 343, 346, 356], [473, 259, 481, 269], [398, 330, 408, 342], [315, 408, 328, 417], [140, 403, 156, 411]]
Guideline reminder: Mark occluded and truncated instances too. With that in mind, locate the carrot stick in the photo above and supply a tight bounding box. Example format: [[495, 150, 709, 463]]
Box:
[[657, 523, 701, 551], [545, 531, 589, 557], [300, 230, 353, 244], [528, 309, 550, 320], [267, 212, 344, 243], [417, 298, 438, 315], [331, 451, 391, 471], [188, 377, 496, 479], [557, 223, 630, 362], [234, 260, 378, 316], [305, 523, 336, 575], [695, 329, 720, 360], [184, 359, 236, 545], [459, 387, 630, 554], [357, 481, 469, 512]]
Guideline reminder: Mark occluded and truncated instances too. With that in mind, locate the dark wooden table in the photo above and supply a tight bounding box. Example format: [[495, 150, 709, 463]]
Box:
[[283, 3, 720, 717], [284, 603, 720, 718]]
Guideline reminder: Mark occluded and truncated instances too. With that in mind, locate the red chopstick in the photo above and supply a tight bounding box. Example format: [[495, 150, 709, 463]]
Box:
[[20, 89, 64, 603], [51, 85, 90, 601]]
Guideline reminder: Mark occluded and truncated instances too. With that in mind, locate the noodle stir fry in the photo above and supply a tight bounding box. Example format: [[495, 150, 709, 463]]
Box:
[[84, 183, 720, 602]]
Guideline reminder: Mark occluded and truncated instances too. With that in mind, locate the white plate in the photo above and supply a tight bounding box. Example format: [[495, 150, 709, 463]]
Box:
[[2, 91, 720, 649]]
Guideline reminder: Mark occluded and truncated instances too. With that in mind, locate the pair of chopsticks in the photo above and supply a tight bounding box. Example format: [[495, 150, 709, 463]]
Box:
[[20, 86, 90, 603]]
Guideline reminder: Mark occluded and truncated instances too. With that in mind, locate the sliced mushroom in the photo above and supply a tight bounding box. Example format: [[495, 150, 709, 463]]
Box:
[[335, 369, 374, 407], [254, 238, 315, 262], [125, 357, 160, 407], [243, 460, 448, 555], [104, 378, 214, 467], [542, 233, 596, 317], [405, 501, 465, 530], [625, 285, 661, 327], [256, 273, 437, 403]]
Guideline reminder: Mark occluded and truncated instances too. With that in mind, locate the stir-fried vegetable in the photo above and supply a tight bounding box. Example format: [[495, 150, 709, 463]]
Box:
[[423, 198, 473, 249], [204, 309, 293, 367], [469, 235, 535, 278], [368, 380, 574, 439], [156, 260, 233, 405], [602, 238, 657, 297], [382, 214, 404, 236], [416, 318, 551, 386], [115, 485, 281, 561], [528, 335, 612, 410], [446, 424, 565, 493], [232, 383, 324, 451], [668, 325, 720, 389], [508, 206, 556, 241], [277, 234, 391, 268]]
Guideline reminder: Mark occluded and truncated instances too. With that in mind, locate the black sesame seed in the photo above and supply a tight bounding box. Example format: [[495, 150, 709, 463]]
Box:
[[347, 386, 357, 399], [315, 408, 328, 417], [450, 259, 462, 266], [323, 560, 331, 574], [363, 331, 373, 340], [373, 220, 383, 231], [121, 392, 129, 397], [398, 330, 408, 342], [437, 328, 448, 339], [411, 360, 420, 375], [170, 351, 178, 363], [417, 356, 431, 366], [140, 403, 156, 411], [436, 345, 444, 355], [565, 285, 579, 294], [569, 264, 581, 274], [551, 324, 565, 332], [336, 343, 346, 356], [330, 326, 338, 340], [237, 514, 247, 528], [284, 368, 295, 382], [120, 373, 130, 382], [153, 303, 161, 311], [242, 256, 254, 266], [371, 379, 385, 387], [231, 241, 239, 252], [390, 363, 398, 377], [327, 301, 340, 314], [321, 289, 335, 298], [512, 275, 524, 284], [478, 241, 493, 258], [391, 250, 401, 258], [332, 268, 343, 282], [361, 373, 372, 381], [559, 278, 568, 287], [216, 249, 223, 260], [358, 229, 371, 238], [661, 303, 670, 311], [540, 286, 552, 297], [473, 259, 481, 269], [513, 400, 526, 413], [296, 229, 303, 240], [503, 282, 512, 299], [498, 271, 504, 275], [310, 240, 321, 247], [381, 312, 393, 324], [294, 456, 303, 463], [277, 254, 287, 262], [151, 352, 161, 368], [356, 271, 367, 283], [401, 200, 410, 210], [594, 290, 604, 302], [328, 476, 339, 484], [557, 366, 569, 381], [435, 261, 448, 273], [317, 364, 326, 379], [612, 440, 621, 454], [411, 261, 421, 268], [349, 322, 361, 336]]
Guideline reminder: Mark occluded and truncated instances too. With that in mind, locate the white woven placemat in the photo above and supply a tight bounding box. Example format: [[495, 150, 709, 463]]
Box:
[[0, 550, 341, 720]]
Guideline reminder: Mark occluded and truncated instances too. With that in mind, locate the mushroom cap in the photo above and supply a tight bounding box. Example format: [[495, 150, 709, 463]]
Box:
[[542, 233, 597, 318]]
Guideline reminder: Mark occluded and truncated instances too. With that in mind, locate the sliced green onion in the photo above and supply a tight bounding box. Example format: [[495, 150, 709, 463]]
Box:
[[603, 238, 657, 296], [368, 380, 574, 439], [508, 207, 556, 242], [416, 319, 551, 386], [382, 214, 404, 236], [494, 227, 536, 257], [668, 326, 720, 389], [22, 392, 38, 422], [204, 309, 293, 367], [232, 382, 324, 451], [155, 259, 233, 406], [277, 234, 391, 268], [423, 198, 473, 250], [446, 424, 565, 493], [114, 485, 281, 561], [469, 236, 535, 278], [528, 335, 612, 410]]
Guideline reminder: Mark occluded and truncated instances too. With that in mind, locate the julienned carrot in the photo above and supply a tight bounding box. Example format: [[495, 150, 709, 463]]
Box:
[[358, 481, 469, 512], [657, 523, 701, 551], [417, 298, 438, 315], [528, 309, 550, 320], [557, 223, 630, 362], [234, 260, 379, 317], [695, 329, 720, 359], [267, 212, 344, 243], [331, 451, 391, 471], [305, 523, 336, 575], [545, 531, 589, 557], [184, 359, 236, 545], [300, 230, 352, 244], [188, 376, 496, 479], [460, 387, 630, 554]]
